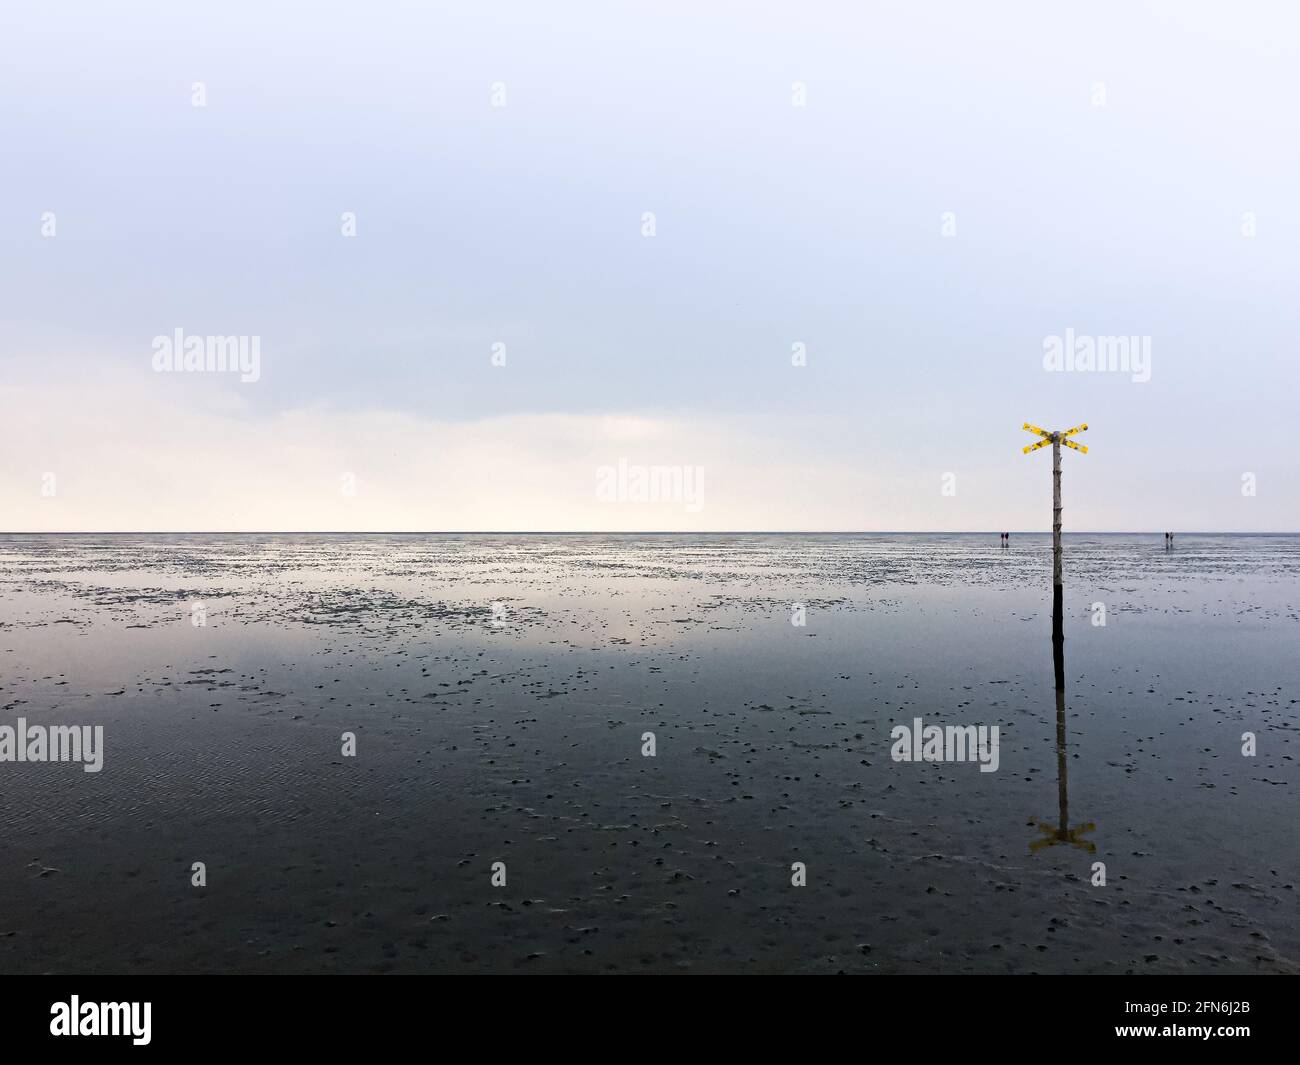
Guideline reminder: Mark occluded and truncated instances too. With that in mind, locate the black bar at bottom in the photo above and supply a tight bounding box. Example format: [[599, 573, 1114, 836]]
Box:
[[0, 975, 1287, 1052]]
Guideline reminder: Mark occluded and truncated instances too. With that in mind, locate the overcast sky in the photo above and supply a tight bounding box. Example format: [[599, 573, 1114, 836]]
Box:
[[2, 1, 1297, 531]]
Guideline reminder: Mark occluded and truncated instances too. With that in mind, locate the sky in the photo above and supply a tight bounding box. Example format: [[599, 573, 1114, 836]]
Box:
[[2, 0, 1297, 531]]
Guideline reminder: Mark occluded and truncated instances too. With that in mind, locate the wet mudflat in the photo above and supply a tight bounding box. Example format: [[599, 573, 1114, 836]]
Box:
[[0, 533, 1296, 973]]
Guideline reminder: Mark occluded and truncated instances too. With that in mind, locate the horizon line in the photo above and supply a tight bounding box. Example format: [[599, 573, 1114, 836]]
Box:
[[2, 530, 1297, 537]]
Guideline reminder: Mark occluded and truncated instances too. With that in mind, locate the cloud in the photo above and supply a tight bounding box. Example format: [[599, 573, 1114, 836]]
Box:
[[4, 369, 1294, 532], [1, 371, 911, 531]]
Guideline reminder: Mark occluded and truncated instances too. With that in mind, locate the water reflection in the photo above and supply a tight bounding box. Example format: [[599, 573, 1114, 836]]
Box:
[[1030, 599, 1096, 853]]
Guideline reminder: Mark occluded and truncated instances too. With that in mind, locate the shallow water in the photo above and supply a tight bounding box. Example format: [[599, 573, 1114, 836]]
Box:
[[1, 533, 1296, 973]]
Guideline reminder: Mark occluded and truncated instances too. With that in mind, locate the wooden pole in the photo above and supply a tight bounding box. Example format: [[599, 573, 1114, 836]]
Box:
[[1051, 432, 1068, 840], [1052, 434, 1063, 642]]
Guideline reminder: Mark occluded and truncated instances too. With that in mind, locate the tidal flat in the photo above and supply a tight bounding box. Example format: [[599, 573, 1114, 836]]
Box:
[[0, 533, 1296, 974]]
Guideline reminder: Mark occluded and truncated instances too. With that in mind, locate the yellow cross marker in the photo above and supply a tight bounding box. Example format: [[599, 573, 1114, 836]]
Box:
[[1020, 422, 1089, 456]]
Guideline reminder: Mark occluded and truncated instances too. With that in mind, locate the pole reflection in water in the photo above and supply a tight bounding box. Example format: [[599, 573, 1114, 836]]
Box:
[[1030, 597, 1096, 853]]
